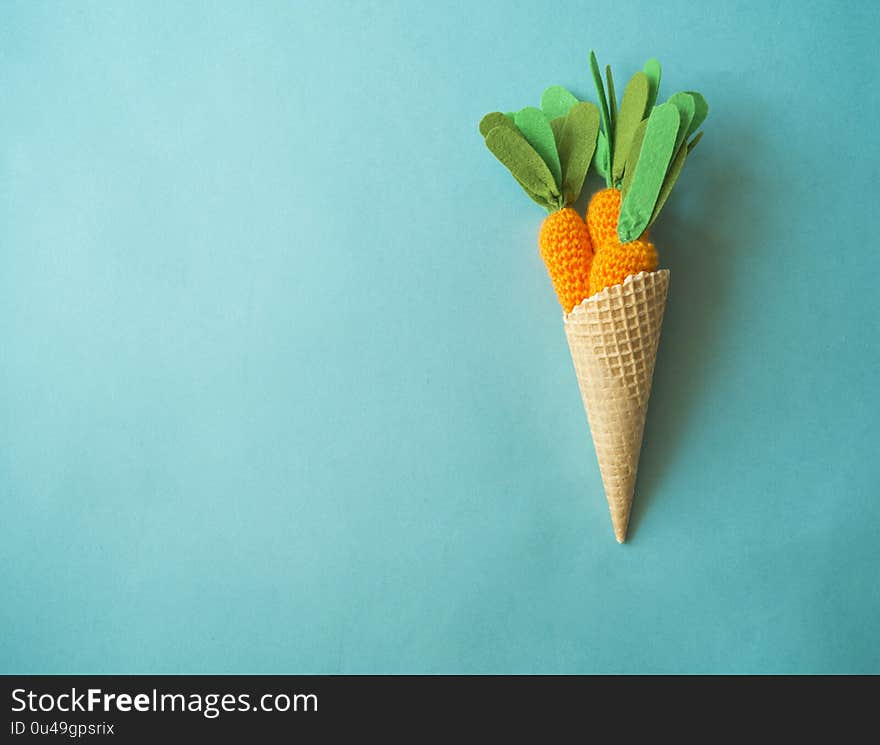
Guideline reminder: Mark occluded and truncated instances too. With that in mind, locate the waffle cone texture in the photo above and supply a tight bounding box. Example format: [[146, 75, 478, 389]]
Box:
[[564, 270, 670, 543]]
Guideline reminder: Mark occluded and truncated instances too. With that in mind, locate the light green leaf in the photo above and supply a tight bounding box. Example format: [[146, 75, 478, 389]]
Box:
[[589, 50, 613, 149], [514, 107, 562, 189], [541, 85, 579, 121], [685, 91, 708, 139], [643, 58, 661, 110], [479, 112, 515, 138], [484, 125, 561, 207], [612, 71, 650, 183], [618, 102, 680, 242], [593, 131, 611, 185], [606, 65, 617, 133], [648, 139, 687, 228], [620, 119, 648, 202], [557, 102, 600, 206], [667, 92, 696, 154]]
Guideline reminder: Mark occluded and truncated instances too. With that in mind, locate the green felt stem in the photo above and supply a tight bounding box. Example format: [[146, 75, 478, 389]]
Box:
[[484, 125, 562, 208], [593, 130, 611, 187], [557, 101, 599, 206], [612, 71, 650, 184], [684, 91, 708, 139], [618, 102, 680, 242], [589, 51, 613, 161], [541, 85, 579, 121], [647, 139, 687, 228], [667, 92, 696, 154], [606, 65, 617, 133], [514, 107, 562, 189], [643, 58, 661, 111]]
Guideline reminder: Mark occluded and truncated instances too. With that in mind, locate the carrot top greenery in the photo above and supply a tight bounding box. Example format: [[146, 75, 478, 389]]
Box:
[[479, 92, 600, 213], [588, 50, 708, 242], [479, 51, 708, 308]]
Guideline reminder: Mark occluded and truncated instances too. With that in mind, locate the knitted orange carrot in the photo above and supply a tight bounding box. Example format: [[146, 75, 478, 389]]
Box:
[[585, 52, 707, 295], [480, 93, 600, 313]]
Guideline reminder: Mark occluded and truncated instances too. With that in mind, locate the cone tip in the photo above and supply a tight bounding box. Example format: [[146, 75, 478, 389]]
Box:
[[612, 514, 630, 543]]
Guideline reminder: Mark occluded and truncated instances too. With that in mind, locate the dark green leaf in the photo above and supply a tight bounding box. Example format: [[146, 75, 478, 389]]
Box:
[[512, 175, 557, 211], [620, 119, 648, 202], [612, 71, 650, 183], [484, 125, 561, 206], [589, 50, 613, 151], [550, 116, 566, 148], [606, 65, 617, 132], [557, 102, 600, 205], [479, 112, 515, 138]]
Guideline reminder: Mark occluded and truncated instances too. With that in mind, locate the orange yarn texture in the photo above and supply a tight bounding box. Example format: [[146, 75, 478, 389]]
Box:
[[538, 208, 593, 313], [586, 188, 622, 249], [590, 237, 658, 296]]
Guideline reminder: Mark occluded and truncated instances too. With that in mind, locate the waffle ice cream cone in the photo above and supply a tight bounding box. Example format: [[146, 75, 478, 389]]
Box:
[[563, 270, 670, 543]]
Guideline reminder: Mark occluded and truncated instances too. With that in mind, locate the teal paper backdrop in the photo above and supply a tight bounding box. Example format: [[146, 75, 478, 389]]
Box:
[[2, 0, 878, 674]]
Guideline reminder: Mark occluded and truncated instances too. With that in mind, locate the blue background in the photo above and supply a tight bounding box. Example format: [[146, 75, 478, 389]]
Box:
[[2, 0, 878, 674]]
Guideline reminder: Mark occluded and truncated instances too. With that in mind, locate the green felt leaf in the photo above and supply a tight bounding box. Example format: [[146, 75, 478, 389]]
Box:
[[557, 101, 600, 206], [612, 71, 650, 183], [648, 138, 687, 228], [685, 91, 708, 139], [541, 85, 579, 121], [514, 107, 562, 189], [504, 144, 560, 211], [620, 119, 648, 202], [618, 102, 680, 242], [479, 112, 515, 138], [484, 125, 561, 207], [481, 115, 556, 208], [589, 50, 613, 150], [643, 58, 661, 111], [550, 116, 566, 148], [667, 92, 696, 154], [687, 130, 704, 152], [512, 175, 557, 211], [593, 130, 611, 185], [606, 65, 617, 133], [504, 112, 516, 122]]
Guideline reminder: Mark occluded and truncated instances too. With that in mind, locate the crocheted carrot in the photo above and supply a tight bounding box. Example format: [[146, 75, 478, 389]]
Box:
[[585, 52, 707, 295], [480, 91, 600, 313]]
